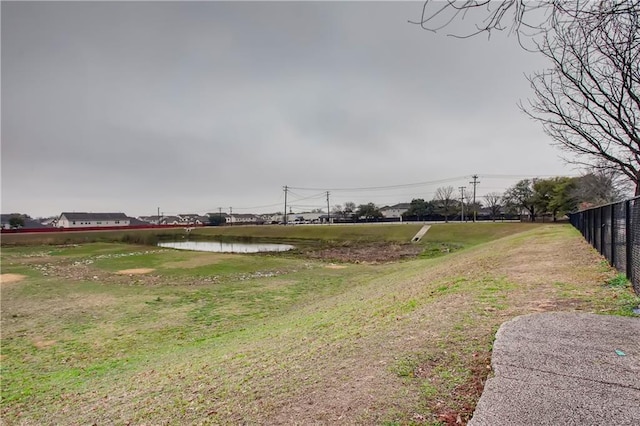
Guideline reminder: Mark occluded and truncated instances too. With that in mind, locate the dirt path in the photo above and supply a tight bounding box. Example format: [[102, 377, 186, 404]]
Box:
[[116, 268, 155, 275]]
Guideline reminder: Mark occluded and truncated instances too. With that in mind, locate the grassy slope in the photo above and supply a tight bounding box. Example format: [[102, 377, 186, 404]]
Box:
[[0, 224, 423, 246], [1, 224, 638, 425], [195, 223, 424, 242], [1, 222, 537, 247]]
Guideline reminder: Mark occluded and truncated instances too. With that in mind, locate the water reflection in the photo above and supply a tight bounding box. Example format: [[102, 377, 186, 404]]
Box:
[[158, 240, 294, 253]]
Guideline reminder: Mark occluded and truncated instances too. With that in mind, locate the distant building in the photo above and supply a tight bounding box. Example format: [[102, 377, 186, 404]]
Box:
[[1, 214, 53, 230], [380, 203, 411, 219], [159, 216, 182, 225], [177, 214, 209, 225], [289, 212, 325, 224], [228, 214, 263, 224], [261, 213, 284, 224], [57, 212, 130, 228], [138, 215, 163, 225]]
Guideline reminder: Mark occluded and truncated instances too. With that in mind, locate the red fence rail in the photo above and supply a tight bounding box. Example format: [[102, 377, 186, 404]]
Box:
[[0, 224, 204, 234]]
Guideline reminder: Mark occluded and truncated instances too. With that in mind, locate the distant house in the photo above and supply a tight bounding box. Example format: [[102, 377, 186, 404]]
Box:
[[234, 214, 262, 224], [289, 212, 325, 224], [159, 216, 182, 225], [138, 215, 163, 225], [228, 214, 263, 225], [128, 217, 149, 226], [177, 214, 209, 225], [57, 212, 130, 228], [380, 203, 411, 219], [261, 213, 284, 224], [1, 214, 53, 230], [41, 217, 59, 227]]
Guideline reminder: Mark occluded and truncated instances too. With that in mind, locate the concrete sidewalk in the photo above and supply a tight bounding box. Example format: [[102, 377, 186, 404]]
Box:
[[469, 312, 640, 425]]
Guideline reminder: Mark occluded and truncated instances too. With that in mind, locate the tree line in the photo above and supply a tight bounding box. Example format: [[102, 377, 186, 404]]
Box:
[[331, 169, 630, 223]]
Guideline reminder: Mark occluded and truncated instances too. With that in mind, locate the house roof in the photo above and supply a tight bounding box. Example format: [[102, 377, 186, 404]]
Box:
[[233, 214, 259, 219], [381, 203, 411, 210], [128, 217, 148, 226], [161, 216, 182, 223], [59, 212, 129, 221]]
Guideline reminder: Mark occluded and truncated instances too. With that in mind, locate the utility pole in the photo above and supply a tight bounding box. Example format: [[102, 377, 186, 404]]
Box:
[[283, 185, 288, 225], [326, 191, 330, 225], [219, 207, 223, 225], [469, 174, 480, 222], [459, 186, 466, 222], [157, 207, 160, 225], [229, 207, 233, 226]]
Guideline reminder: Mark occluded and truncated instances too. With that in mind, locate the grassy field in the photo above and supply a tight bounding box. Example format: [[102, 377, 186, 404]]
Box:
[[0, 223, 425, 247], [1, 223, 638, 425], [0, 222, 538, 247]]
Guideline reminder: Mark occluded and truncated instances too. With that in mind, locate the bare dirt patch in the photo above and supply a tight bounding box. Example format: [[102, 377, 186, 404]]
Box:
[[304, 242, 423, 263], [116, 268, 155, 275], [0, 274, 26, 285]]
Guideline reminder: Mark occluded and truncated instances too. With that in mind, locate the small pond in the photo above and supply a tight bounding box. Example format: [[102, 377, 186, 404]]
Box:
[[157, 240, 294, 253]]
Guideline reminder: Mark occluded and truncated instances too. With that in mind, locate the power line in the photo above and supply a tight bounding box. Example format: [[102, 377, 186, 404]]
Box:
[[288, 176, 468, 192], [185, 174, 579, 217], [480, 173, 579, 179]]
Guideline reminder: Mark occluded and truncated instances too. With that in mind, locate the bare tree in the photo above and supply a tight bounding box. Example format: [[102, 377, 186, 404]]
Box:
[[331, 204, 344, 220], [572, 167, 633, 207], [344, 201, 356, 214], [433, 185, 457, 222], [413, 1, 640, 193], [412, 1, 638, 42], [523, 4, 640, 194], [484, 192, 502, 221]]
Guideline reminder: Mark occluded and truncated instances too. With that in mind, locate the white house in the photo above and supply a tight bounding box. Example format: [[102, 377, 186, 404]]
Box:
[[57, 212, 130, 228], [177, 214, 209, 225], [228, 214, 262, 224], [380, 203, 411, 219]]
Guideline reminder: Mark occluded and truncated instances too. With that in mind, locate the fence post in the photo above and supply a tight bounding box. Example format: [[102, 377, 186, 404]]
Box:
[[611, 202, 616, 267], [626, 199, 632, 281], [600, 207, 606, 255], [591, 209, 595, 244]]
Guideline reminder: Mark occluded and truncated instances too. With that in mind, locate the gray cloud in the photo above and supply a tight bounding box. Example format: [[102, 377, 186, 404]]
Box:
[[2, 1, 572, 217]]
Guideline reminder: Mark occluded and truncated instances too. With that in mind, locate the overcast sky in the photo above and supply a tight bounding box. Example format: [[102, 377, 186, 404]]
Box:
[[2, 1, 579, 218]]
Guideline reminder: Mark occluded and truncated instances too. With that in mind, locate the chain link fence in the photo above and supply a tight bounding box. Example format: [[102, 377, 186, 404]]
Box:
[[569, 196, 640, 295]]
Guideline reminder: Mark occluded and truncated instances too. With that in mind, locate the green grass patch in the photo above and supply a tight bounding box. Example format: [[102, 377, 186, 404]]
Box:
[[606, 273, 630, 288]]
